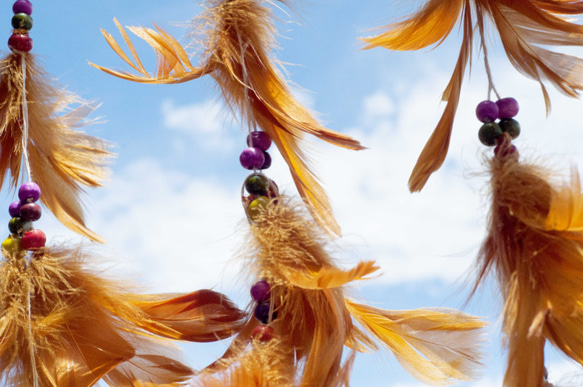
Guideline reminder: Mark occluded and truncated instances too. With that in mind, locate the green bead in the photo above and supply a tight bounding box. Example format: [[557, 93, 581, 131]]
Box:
[[478, 122, 503, 146], [499, 118, 520, 139], [1, 235, 21, 256], [246, 196, 270, 221], [8, 217, 31, 235], [11, 13, 33, 31], [245, 174, 269, 195]]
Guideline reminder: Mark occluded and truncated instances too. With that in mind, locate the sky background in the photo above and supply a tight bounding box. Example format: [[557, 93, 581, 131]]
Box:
[[5, 0, 583, 386]]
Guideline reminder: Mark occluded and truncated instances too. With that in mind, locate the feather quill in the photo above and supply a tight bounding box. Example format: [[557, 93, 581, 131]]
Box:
[[0, 53, 112, 242], [363, 0, 583, 191], [91, 0, 365, 236], [0, 243, 247, 386], [473, 135, 583, 386], [205, 197, 485, 386]]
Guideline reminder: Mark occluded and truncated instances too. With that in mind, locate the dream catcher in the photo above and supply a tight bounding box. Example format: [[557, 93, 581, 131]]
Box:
[[94, 0, 488, 385], [364, 1, 583, 385], [0, 1, 247, 385]]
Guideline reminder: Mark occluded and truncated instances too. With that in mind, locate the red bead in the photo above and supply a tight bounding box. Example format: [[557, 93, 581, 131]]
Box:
[[20, 203, 41, 221], [251, 325, 275, 342], [21, 229, 46, 250], [8, 33, 32, 53]]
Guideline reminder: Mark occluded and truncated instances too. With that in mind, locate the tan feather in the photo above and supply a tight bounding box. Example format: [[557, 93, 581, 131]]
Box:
[[473, 136, 583, 386], [211, 197, 486, 386], [364, 0, 583, 191], [0, 53, 112, 242], [91, 0, 365, 235]]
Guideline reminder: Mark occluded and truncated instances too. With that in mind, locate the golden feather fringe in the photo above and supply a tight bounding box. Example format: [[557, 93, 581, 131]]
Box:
[[0, 243, 246, 386], [0, 53, 113, 242], [473, 137, 583, 387], [91, 0, 365, 236], [198, 198, 486, 386], [362, 0, 583, 191]]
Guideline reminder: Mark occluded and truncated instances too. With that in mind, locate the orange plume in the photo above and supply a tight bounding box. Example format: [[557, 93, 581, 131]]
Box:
[[91, 0, 365, 236], [472, 135, 583, 386], [0, 53, 112, 242], [198, 198, 486, 386], [363, 0, 583, 191]]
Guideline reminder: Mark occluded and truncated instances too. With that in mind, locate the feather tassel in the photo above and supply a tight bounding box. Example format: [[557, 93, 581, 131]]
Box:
[[0, 53, 112, 242], [473, 133, 583, 386], [363, 0, 583, 191], [91, 0, 365, 236], [0, 242, 246, 386], [203, 197, 486, 386]]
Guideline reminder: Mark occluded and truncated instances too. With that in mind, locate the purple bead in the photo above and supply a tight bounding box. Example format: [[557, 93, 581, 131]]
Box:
[[20, 202, 41, 221], [8, 201, 21, 217], [13, 0, 33, 15], [246, 131, 272, 151], [18, 182, 40, 203], [261, 152, 271, 170], [476, 100, 499, 123], [251, 280, 271, 302], [496, 98, 519, 118], [240, 147, 265, 170]]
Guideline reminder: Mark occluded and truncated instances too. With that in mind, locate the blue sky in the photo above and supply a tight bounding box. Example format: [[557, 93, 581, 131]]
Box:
[[7, 0, 583, 385]]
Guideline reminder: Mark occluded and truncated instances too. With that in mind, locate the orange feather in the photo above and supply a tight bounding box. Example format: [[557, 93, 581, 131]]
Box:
[[91, 0, 365, 236], [363, 0, 583, 191]]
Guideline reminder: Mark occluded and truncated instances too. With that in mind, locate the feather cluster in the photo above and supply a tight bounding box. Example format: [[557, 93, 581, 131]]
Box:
[[0, 53, 112, 242], [195, 197, 486, 386], [91, 0, 365, 236], [474, 136, 583, 386], [362, 0, 583, 192], [0, 243, 246, 386]]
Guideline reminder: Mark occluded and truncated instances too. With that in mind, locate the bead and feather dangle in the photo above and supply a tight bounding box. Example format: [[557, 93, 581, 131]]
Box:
[[0, 0, 112, 242]]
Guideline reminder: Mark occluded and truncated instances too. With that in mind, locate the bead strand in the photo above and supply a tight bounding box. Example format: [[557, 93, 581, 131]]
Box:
[[250, 280, 276, 342], [8, 0, 33, 53], [476, 97, 520, 156]]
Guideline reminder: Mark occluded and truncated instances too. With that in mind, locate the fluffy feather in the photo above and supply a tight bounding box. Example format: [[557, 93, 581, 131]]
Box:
[[363, 0, 583, 191], [473, 136, 583, 386], [0, 53, 112, 242], [0, 243, 246, 386], [91, 0, 365, 236], [207, 198, 485, 386]]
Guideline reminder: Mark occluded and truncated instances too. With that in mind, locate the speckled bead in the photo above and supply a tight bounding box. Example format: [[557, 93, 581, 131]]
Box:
[[12, 13, 33, 30], [21, 229, 46, 250], [8, 33, 32, 52], [20, 202, 41, 221], [247, 131, 272, 151], [240, 147, 265, 170], [8, 201, 21, 217], [476, 100, 499, 123], [478, 122, 503, 146], [499, 118, 520, 139], [245, 174, 269, 196], [246, 196, 270, 221], [8, 217, 32, 235], [251, 325, 275, 342], [13, 0, 33, 15], [254, 301, 277, 324], [251, 280, 271, 302], [18, 182, 40, 203], [497, 98, 519, 118]]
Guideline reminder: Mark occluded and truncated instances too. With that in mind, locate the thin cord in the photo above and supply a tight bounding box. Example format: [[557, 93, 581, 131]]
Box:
[[26, 275, 39, 387], [21, 55, 32, 182]]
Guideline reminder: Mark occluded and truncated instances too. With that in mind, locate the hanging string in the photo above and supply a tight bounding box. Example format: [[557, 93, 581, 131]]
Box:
[[20, 54, 32, 182]]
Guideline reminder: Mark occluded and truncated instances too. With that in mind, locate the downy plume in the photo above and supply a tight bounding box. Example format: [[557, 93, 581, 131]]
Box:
[[362, 0, 583, 191], [0, 53, 113, 242], [90, 0, 365, 236]]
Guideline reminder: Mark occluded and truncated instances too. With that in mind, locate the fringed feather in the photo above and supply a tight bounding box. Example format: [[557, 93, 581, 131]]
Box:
[[0, 243, 246, 386], [473, 135, 583, 386], [0, 53, 112, 242], [363, 0, 583, 191], [91, 0, 365, 236], [211, 197, 485, 386]]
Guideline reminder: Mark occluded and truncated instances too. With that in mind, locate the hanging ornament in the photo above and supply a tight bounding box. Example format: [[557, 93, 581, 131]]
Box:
[[191, 129, 487, 386], [90, 0, 365, 236], [471, 98, 583, 386], [362, 0, 583, 192], [0, 0, 114, 242]]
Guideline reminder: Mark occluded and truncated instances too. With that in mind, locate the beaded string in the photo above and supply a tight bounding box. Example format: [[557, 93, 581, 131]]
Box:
[[4, 2, 42, 386]]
